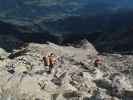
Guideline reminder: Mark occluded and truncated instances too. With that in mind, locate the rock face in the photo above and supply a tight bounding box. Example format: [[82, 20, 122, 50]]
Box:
[[0, 36, 133, 100]]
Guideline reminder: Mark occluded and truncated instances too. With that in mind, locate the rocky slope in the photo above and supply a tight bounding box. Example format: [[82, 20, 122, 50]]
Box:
[[0, 35, 133, 100]]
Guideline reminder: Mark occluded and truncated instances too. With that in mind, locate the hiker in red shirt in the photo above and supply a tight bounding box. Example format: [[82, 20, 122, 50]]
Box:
[[94, 57, 103, 67], [43, 53, 58, 74]]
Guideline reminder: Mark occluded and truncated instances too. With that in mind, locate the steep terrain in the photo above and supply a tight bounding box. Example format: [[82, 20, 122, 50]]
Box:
[[0, 35, 133, 100]]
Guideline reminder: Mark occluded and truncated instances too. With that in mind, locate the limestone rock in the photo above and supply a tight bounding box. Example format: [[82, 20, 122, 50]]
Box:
[[0, 38, 132, 100]]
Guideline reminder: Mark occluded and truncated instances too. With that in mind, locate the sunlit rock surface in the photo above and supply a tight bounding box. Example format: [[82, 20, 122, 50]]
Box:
[[0, 35, 133, 100]]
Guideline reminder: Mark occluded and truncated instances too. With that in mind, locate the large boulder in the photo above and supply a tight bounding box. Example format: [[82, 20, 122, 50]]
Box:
[[79, 39, 98, 55], [0, 48, 9, 59]]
